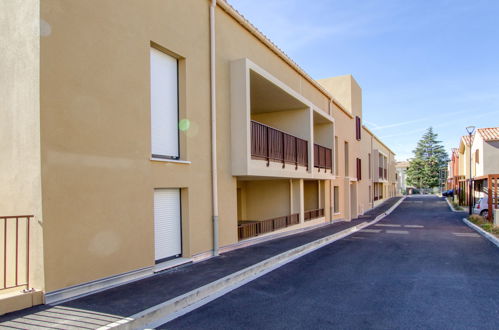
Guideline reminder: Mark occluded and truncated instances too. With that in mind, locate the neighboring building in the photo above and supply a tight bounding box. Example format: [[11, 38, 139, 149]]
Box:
[[446, 148, 460, 190], [470, 128, 499, 220], [396, 161, 410, 195], [0, 0, 396, 313], [446, 127, 499, 220]]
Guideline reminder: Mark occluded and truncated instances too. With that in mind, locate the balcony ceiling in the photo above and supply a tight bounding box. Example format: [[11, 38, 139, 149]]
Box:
[[250, 70, 307, 113], [313, 111, 331, 124]]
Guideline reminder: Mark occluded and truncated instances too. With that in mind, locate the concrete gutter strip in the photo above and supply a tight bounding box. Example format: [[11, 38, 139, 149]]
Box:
[[96, 197, 405, 329], [462, 218, 499, 248]]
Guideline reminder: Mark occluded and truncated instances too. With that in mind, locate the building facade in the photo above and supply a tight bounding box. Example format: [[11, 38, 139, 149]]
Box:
[[0, 0, 396, 313], [396, 161, 409, 195], [446, 127, 499, 219]]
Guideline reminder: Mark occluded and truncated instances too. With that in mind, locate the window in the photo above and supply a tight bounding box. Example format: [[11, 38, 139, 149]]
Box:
[[355, 116, 361, 141], [369, 186, 372, 203], [333, 186, 339, 213], [475, 149, 479, 163], [344, 141, 349, 176], [154, 188, 182, 261], [150, 47, 179, 159], [356, 158, 362, 181], [334, 136, 339, 175], [368, 153, 371, 179]]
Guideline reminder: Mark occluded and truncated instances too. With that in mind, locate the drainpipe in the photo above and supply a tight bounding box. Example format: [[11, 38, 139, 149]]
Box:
[[371, 134, 374, 209], [210, 0, 219, 256]]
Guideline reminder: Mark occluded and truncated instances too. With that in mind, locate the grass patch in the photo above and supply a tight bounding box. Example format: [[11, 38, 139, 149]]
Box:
[[468, 214, 499, 237], [448, 198, 464, 211]]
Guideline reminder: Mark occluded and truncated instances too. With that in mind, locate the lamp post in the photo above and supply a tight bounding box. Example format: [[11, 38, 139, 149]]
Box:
[[466, 126, 475, 215]]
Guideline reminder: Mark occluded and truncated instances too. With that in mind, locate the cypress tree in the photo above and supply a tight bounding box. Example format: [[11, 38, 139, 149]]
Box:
[[407, 127, 449, 189]]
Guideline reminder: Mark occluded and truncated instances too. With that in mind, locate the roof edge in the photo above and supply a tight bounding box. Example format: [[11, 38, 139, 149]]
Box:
[[216, 0, 352, 118]]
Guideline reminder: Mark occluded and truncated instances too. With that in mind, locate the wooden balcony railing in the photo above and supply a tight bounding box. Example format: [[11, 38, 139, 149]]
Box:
[[314, 144, 332, 172], [304, 208, 324, 221], [251, 121, 308, 169], [238, 213, 300, 240], [1, 215, 33, 291]]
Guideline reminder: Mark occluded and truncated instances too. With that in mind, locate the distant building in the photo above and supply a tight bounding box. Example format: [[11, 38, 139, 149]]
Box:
[[396, 161, 410, 195], [447, 127, 499, 220]]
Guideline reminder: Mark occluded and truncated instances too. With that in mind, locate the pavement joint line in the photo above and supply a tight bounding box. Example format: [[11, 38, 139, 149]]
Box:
[[404, 225, 424, 228], [385, 230, 409, 234], [374, 224, 401, 227], [97, 197, 406, 330], [462, 218, 499, 247], [360, 229, 382, 233], [453, 232, 480, 237]]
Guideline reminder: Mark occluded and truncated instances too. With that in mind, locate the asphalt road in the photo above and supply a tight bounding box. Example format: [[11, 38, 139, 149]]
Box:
[[162, 196, 499, 330]]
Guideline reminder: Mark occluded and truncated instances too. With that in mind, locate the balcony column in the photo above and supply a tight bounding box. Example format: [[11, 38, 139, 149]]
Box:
[[344, 177, 351, 221], [317, 181, 322, 209], [299, 179, 305, 223], [307, 108, 313, 173], [290, 179, 302, 223]]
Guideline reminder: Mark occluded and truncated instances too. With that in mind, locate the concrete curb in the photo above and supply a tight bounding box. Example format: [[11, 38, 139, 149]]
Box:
[[445, 197, 465, 213], [100, 197, 406, 330], [462, 218, 499, 248]]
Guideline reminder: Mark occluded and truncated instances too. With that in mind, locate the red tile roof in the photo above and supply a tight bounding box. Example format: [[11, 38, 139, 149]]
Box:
[[461, 135, 472, 146], [477, 127, 499, 141]]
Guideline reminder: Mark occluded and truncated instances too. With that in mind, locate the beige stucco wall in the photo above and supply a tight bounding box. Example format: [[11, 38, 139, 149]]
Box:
[[483, 141, 499, 174], [40, 0, 213, 292], [0, 0, 45, 291], [304, 180, 319, 211], [252, 109, 311, 141], [239, 180, 290, 221], [473, 133, 499, 176]]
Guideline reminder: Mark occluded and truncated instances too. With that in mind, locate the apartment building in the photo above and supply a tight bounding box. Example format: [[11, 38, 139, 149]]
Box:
[[0, 0, 396, 313], [447, 127, 499, 220]]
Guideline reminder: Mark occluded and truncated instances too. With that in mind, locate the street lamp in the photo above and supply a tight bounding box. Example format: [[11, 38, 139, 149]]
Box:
[[466, 126, 475, 215]]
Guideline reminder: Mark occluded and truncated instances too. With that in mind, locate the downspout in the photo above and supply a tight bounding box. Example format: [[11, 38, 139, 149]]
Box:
[[210, 0, 219, 256], [330, 110, 334, 222], [371, 134, 374, 209]]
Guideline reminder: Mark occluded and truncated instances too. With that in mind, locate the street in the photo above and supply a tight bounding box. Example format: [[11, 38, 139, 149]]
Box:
[[163, 196, 499, 329]]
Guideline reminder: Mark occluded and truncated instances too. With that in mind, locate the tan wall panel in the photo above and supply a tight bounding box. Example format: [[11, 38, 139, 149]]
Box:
[[243, 180, 290, 220], [0, 0, 44, 290], [40, 0, 212, 292]]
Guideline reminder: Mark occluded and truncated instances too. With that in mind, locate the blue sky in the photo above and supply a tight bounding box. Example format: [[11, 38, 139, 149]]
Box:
[[228, 0, 499, 161]]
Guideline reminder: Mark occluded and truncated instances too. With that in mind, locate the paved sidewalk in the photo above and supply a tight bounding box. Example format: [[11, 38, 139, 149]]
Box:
[[0, 197, 401, 328]]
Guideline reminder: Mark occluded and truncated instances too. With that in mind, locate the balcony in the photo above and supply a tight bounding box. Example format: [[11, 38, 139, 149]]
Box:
[[304, 208, 324, 221], [238, 213, 300, 240], [314, 144, 332, 172], [1, 215, 33, 292], [251, 120, 308, 169]]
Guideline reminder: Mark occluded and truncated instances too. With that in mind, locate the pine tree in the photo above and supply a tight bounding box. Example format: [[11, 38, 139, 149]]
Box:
[[407, 127, 449, 189]]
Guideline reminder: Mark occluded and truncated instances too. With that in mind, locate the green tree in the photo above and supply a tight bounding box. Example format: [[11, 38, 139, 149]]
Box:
[[407, 127, 449, 189]]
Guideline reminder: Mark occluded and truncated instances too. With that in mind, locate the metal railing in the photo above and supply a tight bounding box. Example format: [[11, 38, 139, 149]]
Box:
[[1, 215, 32, 291], [304, 208, 324, 221], [251, 121, 308, 169], [238, 213, 300, 240], [378, 167, 387, 180], [314, 144, 332, 172]]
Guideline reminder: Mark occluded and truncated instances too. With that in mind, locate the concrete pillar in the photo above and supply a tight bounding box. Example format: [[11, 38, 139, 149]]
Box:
[[344, 178, 351, 221], [317, 181, 322, 208], [299, 179, 304, 223]]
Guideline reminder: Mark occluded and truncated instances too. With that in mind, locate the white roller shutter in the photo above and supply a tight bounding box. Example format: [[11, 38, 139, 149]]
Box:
[[154, 189, 182, 261], [150, 47, 179, 158]]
